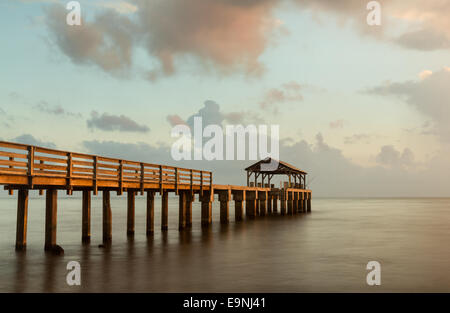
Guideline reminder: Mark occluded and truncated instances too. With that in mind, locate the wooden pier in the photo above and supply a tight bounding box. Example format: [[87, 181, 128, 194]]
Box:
[[0, 141, 311, 253]]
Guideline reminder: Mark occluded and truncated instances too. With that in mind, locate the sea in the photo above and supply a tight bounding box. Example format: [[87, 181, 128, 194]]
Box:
[[0, 195, 449, 292]]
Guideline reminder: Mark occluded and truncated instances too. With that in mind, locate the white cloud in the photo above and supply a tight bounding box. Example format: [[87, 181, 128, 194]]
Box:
[[97, 1, 138, 14]]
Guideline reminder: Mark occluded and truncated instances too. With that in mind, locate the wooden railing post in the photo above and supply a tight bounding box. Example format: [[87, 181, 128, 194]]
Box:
[[175, 168, 178, 195], [93, 156, 98, 196], [66, 152, 73, 195], [8, 157, 14, 195], [190, 169, 193, 193], [27, 146, 34, 188], [140, 163, 145, 195], [118, 160, 123, 196], [159, 165, 163, 194], [200, 171, 203, 196]]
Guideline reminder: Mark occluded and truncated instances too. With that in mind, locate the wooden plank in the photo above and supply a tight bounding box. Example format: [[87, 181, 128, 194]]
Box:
[[34, 155, 67, 164], [0, 141, 29, 150], [0, 151, 27, 159], [0, 159, 28, 167]]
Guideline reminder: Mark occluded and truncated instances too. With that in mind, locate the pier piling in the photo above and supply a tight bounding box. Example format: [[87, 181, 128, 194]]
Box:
[[245, 191, 257, 219], [201, 192, 212, 227], [15, 189, 29, 251], [161, 191, 168, 231], [179, 191, 187, 230], [293, 192, 298, 214], [304, 193, 308, 213], [44, 189, 58, 251], [272, 194, 278, 213], [307, 193, 311, 212], [233, 191, 244, 222], [82, 190, 91, 243], [186, 193, 193, 228], [146, 191, 155, 235], [288, 191, 294, 215], [219, 191, 230, 224], [102, 190, 112, 244], [259, 191, 267, 216], [127, 190, 135, 236], [280, 191, 287, 215]]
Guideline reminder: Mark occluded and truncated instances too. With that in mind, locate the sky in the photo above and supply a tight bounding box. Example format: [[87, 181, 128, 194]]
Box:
[[0, 0, 450, 197]]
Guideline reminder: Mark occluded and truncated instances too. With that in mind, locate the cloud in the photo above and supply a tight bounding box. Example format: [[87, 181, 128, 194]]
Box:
[[81, 132, 450, 197], [12, 134, 56, 149], [344, 133, 373, 145], [367, 68, 450, 142], [260, 81, 303, 113], [223, 110, 265, 125], [167, 100, 265, 131], [82, 140, 170, 165], [45, 0, 280, 79], [329, 119, 344, 129], [166, 114, 186, 127], [34, 101, 82, 117], [87, 111, 150, 133], [97, 1, 138, 14], [137, 0, 279, 79], [418, 70, 433, 80], [184, 100, 227, 131], [375, 145, 414, 168], [395, 27, 450, 51], [293, 0, 450, 51], [45, 4, 135, 74]]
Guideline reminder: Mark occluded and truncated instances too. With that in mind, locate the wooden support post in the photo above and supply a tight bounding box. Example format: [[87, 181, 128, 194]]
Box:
[[293, 192, 298, 214], [161, 191, 169, 231], [178, 191, 186, 230], [272, 194, 278, 213], [233, 191, 244, 222], [45, 189, 58, 251], [287, 191, 294, 215], [303, 194, 308, 214], [186, 193, 193, 228], [127, 190, 135, 236], [307, 193, 312, 212], [82, 190, 91, 243], [219, 191, 230, 224], [256, 195, 261, 216], [15, 189, 29, 251], [201, 192, 212, 227], [102, 190, 112, 244], [267, 194, 272, 214], [146, 191, 155, 235], [280, 191, 286, 215], [259, 191, 266, 216], [299, 192, 304, 213], [246, 191, 257, 219]]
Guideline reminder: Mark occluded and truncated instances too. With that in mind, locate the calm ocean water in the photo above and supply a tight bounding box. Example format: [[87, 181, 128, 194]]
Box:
[[0, 195, 449, 292]]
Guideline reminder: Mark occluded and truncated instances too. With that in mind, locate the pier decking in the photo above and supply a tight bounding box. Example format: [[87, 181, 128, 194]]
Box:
[[0, 141, 311, 253]]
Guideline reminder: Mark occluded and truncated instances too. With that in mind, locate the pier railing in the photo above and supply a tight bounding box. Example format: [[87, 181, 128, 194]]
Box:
[[0, 141, 212, 193]]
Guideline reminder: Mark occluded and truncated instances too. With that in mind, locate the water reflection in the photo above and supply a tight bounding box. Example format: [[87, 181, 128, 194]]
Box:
[[2, 198, 450, 292]]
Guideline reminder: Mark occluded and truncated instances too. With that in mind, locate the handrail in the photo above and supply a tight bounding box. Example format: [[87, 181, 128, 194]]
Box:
[[0, 141, 212, 188]]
